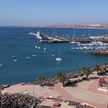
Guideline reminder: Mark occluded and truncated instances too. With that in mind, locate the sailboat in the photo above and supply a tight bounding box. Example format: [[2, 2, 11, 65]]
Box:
[[56, 57, 62, 61], [56, 47, 62, 62]]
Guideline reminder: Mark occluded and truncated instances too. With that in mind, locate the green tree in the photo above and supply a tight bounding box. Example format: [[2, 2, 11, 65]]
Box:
[[82, 66, 90, 79], [103, 62, 108, 72], [56, 72, 66, 87], [37, 76, 45, 86], [94, 64, 101, 74]]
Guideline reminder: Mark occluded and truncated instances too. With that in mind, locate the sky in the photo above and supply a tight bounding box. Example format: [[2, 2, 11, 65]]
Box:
[[0, 0, 108, 26]]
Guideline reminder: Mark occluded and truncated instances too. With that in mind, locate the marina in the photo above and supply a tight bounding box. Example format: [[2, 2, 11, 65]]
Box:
[[0, 27, 108, 84]]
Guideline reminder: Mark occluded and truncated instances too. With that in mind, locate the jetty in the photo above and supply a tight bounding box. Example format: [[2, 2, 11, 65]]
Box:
[[90, 49, 108, 56], [29, 32, 108, 44]]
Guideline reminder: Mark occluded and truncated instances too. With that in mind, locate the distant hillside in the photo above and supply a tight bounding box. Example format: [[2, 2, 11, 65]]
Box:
[[2, 24, 108, 29], [45, 24, 108, 29]]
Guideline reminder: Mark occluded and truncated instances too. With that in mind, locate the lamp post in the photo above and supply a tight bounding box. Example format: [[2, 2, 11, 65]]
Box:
[[33, 83, 34, 96]]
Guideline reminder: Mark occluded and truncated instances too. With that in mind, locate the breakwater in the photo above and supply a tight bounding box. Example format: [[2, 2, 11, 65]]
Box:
[[91, 49, 108, 56], [37, 35, 108, 44]]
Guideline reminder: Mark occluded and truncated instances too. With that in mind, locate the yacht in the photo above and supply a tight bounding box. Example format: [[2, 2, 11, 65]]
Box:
[[56, 57, 62, 61], [56, 47, 62, 62]]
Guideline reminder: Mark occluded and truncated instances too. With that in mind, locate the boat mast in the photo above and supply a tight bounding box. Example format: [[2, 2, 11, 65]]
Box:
[[89, 29, 91, 37], [59, 47, 60, 57], [73, 28, 75, 38]]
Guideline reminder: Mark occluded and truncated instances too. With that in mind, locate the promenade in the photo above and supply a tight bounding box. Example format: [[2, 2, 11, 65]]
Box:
[[54, 79, 108, 108], [2, 77, 108, 108]]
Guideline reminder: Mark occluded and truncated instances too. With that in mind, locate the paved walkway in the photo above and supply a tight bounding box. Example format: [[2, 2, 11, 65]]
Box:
[[53, 82, 108, 108]]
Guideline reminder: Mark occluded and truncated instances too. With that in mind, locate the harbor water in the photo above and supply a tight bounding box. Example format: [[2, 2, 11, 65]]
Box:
[[0, 27, 108, 84]]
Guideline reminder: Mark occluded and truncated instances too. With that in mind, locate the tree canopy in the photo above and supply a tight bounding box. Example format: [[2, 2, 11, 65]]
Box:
[[56, 72, 66, 86], [82, 66, 90, 79], [37, 76, 45, 86]]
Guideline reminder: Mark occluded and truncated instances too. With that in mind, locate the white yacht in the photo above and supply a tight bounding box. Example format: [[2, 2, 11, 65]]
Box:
[[56, 47, 62, 62], [56, 57, 62, 61]]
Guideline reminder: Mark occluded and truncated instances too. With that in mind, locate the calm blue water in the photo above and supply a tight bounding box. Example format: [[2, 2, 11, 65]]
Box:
[[0, 27, 108, 84]]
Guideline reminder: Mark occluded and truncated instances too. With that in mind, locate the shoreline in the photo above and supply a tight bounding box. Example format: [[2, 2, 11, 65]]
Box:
[[1, 73, 108, 108], [1, 64, 108, 108], [0, 63, 107, 89]]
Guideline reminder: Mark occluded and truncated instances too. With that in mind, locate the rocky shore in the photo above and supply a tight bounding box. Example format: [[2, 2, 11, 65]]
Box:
[[90, 49, 108, 56]]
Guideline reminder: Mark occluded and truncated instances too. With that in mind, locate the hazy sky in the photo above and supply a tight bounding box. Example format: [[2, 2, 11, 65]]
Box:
[[0, 0, 108, 26]]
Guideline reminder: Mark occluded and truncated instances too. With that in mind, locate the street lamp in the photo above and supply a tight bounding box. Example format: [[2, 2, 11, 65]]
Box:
[[33, 83, 34, 96]]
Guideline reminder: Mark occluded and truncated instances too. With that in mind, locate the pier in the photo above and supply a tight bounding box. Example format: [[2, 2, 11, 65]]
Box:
[[29, 32, 108, 44]]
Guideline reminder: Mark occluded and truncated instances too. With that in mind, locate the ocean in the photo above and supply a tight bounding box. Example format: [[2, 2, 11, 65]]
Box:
[[0, 27, 108, 84]]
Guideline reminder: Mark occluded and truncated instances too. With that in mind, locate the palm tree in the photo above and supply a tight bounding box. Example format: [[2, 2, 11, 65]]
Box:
[[82, 66, 90, 79], [103, 62, 108, 72], [56, 72, 66, 87], [94, 64, 101, 75], [37, 76, 45, 86]]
